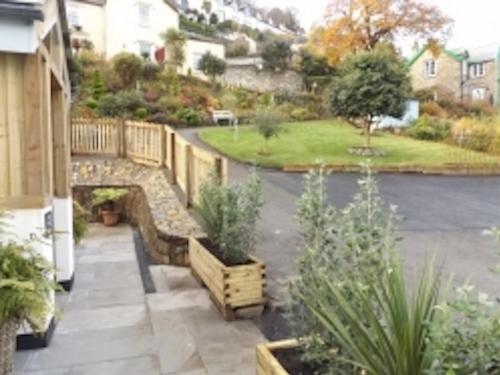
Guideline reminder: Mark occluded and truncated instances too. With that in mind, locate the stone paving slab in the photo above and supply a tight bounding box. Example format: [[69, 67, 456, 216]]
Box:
[[14, 225, 265, 375]]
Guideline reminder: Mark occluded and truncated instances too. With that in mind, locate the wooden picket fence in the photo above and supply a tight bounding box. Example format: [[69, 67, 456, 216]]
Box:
[[71, 118, 227, 206]]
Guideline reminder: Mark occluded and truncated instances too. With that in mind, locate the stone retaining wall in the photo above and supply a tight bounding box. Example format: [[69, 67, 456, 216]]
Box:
[[222, 65, 303, 93], [72, 157, 205, 266]]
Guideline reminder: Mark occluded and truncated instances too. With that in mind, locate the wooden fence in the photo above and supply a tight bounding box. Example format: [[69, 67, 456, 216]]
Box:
[[71, 118, 227, 206]]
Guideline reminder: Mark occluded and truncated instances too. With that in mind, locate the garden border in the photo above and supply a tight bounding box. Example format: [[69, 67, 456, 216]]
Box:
[[283, 163, 500, 175]]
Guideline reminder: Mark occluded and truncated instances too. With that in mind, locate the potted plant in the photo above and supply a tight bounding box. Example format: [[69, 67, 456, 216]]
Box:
[[0, 214, 59, 374], [91, 188, 128, 227], [189, 171, 265, 320]]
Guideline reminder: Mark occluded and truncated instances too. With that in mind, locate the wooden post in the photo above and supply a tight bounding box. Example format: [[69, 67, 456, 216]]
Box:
[[169, 132, 177, 184], [159, 126, 166, 168], [184, 144, 193, 207], [118, 119, 126, 157], [215, 156, 228, 184]]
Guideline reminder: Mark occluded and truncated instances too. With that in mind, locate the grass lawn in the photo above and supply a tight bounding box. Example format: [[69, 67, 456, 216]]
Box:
[[199, 120, 500, 168]]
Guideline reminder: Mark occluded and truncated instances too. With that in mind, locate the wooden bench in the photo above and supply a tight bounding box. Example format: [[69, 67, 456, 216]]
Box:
[[212, 110, 237, 126]]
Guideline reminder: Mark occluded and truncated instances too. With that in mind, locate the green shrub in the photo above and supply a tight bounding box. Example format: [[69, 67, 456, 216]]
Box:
[[91, 70, 106, 100], [142, 62, 161, 81], [254, 106, 283, 154], [406, 115, 451, 141], [159, 95, 183, 112], [287, 166, 401, 372], [134, 107, 149, 119], [197, 172, 263, 265], [85, 98, 98, 110], [0, 213, 59, 331], [73, 201, 89, 245], [96, 91, 145, 118], [290, 107, 318, 122], [111, 52, 143, 89], [175, 107, 203, 126]]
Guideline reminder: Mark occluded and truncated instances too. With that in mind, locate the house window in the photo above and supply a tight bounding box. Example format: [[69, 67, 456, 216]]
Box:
[[138, 2, 151, 29], [471, 88, 487, 101], [425, 60, 437, 77], [139, 41, 153, 60], [192, 52, 203, 71], [470, 63, 486, 78], [67, 7, 80, 28]]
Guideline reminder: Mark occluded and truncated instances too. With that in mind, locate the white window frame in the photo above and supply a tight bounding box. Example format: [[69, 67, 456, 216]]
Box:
[[137, 2, 151, 29], [67, 7, 81, 28], [425, 60, 437, 78], [471, 87, 487, 101], [470, 62, 486, 78], [138, 41, 153, 60]]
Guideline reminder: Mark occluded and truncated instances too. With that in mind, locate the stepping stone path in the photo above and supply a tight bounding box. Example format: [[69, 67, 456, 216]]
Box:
[[14, 225, 265, 375]]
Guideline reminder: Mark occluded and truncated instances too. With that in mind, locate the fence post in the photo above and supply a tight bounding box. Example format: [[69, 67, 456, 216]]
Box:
[[184, 144, 193, 207], [169, 132, 177, 184], [118, 119, 126, 158], [215, 156, 228, 184], [159, 126, 166, 168]]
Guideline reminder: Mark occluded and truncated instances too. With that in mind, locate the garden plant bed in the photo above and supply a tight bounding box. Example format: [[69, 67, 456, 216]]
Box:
[[256, 339, 317, 375], [189, 237, 266, 320]]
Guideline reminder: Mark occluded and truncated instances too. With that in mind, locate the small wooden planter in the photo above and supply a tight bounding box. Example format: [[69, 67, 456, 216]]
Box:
[[256, 339, 299, 375], [189, 237, 266, 320]]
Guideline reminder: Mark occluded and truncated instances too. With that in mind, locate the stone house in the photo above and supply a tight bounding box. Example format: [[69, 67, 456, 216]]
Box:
[[408, 45, 500, 105]]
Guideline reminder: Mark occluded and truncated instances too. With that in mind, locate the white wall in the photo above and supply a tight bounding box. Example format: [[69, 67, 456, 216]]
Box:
[[53, 198, 75, 283], [105, 0, 179, 60], [0, 16, 37, 54], [66, 0, 106, 54], [183, 38, 225, 79]]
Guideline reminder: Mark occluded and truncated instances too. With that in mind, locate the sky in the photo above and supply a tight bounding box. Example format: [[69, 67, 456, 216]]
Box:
[[255, 0, 500, 56]]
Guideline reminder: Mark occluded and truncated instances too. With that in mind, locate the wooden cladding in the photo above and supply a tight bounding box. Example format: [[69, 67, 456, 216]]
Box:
[[0, 50, 71, 208], [71, 119, 228, 207]]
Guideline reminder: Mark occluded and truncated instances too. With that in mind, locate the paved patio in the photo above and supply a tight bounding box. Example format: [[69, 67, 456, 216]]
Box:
[[14, 225, 265, 375]]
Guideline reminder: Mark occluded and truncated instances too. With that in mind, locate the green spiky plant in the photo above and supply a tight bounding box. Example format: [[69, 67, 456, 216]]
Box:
[[0, 212, 59, 331]]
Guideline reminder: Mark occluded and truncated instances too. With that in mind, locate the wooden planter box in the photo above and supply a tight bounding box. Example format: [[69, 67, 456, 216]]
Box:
[[189, 237, 266, 320], [256, 339, 299, 375]]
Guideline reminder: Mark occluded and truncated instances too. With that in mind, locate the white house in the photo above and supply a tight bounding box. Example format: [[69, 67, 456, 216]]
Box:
[[182, 31, 225, 78], [66, 0, 180, 60]]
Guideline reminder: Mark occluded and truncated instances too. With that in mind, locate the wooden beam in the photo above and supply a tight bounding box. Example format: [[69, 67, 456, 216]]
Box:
[[52, 84, 70, 198], [23, 53, 45, 197], [0, 196, 50, 210]]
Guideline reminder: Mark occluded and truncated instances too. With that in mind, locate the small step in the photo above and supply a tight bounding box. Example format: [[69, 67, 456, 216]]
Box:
[[149, 265, 200, 292]]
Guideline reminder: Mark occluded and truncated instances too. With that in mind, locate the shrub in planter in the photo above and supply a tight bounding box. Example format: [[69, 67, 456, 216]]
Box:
[[0, 213, 59, 374], [91, 188, 128, 227], [190, 171, 265, 319]]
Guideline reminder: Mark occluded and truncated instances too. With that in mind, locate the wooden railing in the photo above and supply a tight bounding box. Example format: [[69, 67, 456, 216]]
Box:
[[71, 118, 227, 206]]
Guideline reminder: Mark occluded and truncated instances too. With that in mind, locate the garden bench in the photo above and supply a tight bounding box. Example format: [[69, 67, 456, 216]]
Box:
[[212, 110, 237, 126]]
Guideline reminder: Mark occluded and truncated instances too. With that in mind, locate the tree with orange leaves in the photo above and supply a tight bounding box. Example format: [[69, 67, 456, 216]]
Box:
[[310, 0, 453, 65]]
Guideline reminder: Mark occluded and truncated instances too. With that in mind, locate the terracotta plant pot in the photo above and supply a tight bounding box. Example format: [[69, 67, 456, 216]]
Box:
[[101, 210, 120, 227]]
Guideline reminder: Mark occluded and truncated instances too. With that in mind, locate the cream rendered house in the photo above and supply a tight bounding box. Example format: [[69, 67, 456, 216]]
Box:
[[66, 0, 180, 60]]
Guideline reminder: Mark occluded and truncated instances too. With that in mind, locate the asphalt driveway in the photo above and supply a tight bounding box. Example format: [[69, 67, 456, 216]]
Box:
[[179, 128, 500, 303]]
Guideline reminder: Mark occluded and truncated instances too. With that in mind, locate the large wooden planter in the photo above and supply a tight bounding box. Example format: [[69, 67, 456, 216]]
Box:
[[189, 237, 266, 320], [256, 339, 299, 375]]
